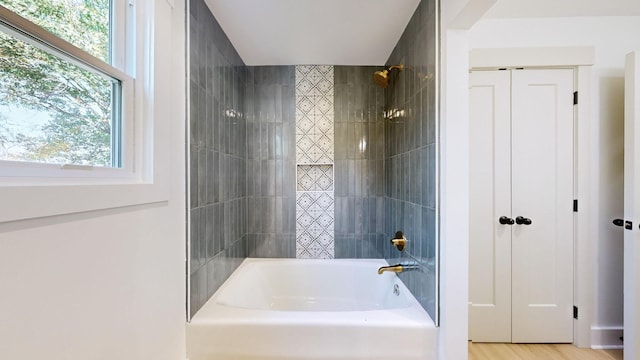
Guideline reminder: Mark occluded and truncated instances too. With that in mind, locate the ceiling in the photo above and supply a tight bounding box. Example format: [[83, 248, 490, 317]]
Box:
[[203, 0, 640, 66], [204, 0, 421, 66], [484, 0, 640, 18]]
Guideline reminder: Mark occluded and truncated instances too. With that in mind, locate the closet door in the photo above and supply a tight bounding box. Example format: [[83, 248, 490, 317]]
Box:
[[468, 70, 512, 342], [469, 69, 575, 343], [511, 69, 574, 343]]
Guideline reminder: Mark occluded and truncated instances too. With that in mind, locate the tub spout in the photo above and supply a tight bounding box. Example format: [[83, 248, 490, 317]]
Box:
[[377, 263, 421, 275], [377, 265, 403, 275]]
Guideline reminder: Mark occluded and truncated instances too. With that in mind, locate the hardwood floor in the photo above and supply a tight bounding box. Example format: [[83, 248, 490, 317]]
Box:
[[468, 342, 623, 360]]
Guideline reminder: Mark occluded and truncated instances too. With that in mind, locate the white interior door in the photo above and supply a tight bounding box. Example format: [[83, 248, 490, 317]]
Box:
[[469, 69, 574, 343], [510, 69, 574, 343], [624, 51, 640, 360], [469, 70, 512, 342]]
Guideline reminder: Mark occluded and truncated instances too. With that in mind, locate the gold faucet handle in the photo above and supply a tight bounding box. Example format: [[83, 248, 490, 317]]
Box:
[[391, 236, 407, 251]]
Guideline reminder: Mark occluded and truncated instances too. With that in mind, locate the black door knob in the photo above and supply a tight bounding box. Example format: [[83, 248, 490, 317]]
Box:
[[613, 219, 624, 227], [515, 216, 532, 225], [499, 216, 515, 225]]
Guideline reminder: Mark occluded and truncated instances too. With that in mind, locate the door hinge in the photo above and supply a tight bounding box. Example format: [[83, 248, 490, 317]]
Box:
[[573, 306, 579, 319], [573, 199, 578, 212], [573, 91, 578, 105]]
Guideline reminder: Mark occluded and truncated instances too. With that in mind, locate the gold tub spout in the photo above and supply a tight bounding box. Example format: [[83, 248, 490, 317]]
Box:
[[377, 263, 422, 275], [377, 265, 404, 275]]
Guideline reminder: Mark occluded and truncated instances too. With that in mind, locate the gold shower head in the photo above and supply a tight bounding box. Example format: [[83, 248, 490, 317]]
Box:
[[373, 70, 390, 88], [373, 64, 404, 88]]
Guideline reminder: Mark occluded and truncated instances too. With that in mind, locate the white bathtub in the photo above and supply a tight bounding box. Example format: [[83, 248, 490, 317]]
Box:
[[187, 258, 437, 360]]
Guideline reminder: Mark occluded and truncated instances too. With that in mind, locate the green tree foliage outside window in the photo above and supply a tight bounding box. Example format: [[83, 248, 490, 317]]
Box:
[[0, 0, 116, 167]]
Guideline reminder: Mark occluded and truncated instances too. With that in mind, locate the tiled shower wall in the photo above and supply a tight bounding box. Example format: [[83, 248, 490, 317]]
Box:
[[384, 0, 438, 319], [245, 66, 297, 258], [187, 0, 438, 320], [334, 67, 386, 258], [188, 0, 248, 317]]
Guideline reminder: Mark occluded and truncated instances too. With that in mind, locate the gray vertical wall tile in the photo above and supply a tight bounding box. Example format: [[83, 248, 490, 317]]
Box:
[[334, 66, 385, 259], [383, 0, 437, 320], [189, 272, 200, 315], [206, 260, 215, 298], [205, 206, 214, 258], [188, 0, 248, 319], [246, 66, 296, 259], [190, 208, 200, 272]]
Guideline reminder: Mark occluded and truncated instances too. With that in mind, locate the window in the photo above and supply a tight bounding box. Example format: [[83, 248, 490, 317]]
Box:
[[0, 0, 132, 169], [0, 0, 176, 223]]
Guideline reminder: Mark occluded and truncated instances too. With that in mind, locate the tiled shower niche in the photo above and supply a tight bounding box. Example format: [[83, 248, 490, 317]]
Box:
[[297, 165, 333, 191]]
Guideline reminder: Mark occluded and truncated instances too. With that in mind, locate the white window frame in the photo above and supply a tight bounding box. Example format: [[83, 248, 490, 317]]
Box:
[[0, 1, 170, 223]]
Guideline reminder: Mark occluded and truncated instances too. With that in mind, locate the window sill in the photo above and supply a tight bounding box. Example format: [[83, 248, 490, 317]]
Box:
[[0, 178, 169, 223]]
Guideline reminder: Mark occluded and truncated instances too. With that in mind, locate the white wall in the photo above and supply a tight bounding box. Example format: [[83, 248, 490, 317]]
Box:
[[469, 16, 640, 347], [0, 1, 187, 359], [439, 27, 471, 360], [438, 1, 498, 359]]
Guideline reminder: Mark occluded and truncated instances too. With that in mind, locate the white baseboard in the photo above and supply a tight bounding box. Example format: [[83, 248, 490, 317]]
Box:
[[591, 326, 623, 350]]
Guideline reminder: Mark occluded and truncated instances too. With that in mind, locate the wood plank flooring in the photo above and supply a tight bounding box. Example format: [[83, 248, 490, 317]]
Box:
[[468, 342, 623, 360]]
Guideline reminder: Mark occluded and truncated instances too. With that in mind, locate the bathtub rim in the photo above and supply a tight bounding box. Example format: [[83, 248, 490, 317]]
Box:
[[189, 257, 434, 328]]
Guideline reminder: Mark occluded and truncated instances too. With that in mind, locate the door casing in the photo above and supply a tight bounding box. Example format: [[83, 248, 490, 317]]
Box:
[[469, 68, 575, 343], [623, 51, 640, 360]]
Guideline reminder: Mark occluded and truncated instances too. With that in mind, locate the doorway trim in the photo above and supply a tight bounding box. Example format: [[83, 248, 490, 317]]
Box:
[[469, 46, 595, 348]]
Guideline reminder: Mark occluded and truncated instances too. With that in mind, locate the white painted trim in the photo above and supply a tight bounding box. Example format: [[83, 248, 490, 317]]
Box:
[[575, 65, 593, 348], [434, 0, 441, 328], [468, 48, 594, 348], [591, 326, 624, 349], [439, 28, 470, 360], [438, 2, 498, 358], [592, 346, 625, 350], [623, 50, 640, 360], [185, 0, 192, 322], [0, 4, 130, 80], [469, 47, 595, 69]]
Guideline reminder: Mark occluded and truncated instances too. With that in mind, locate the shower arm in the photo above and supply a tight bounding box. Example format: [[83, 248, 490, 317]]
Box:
[[389, 65, 433, 81]]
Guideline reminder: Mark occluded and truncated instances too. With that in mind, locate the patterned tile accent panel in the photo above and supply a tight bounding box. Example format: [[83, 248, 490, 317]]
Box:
[[297, 165, 333, 191], [295, 66, 334, 164], [295, 65, 335, 259], [296, 192, 335, 259]]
